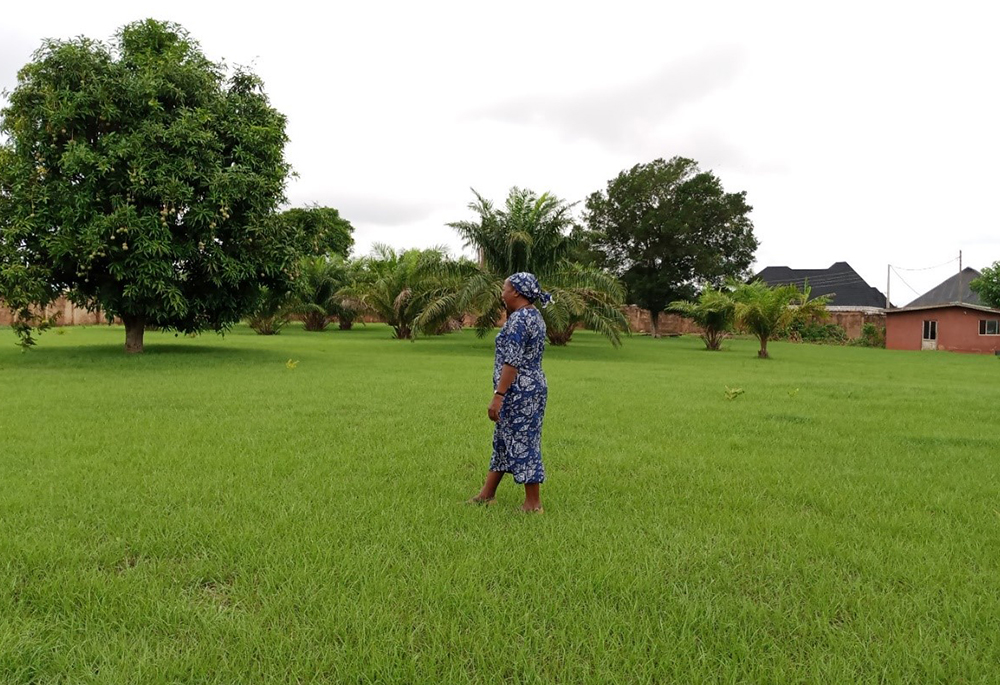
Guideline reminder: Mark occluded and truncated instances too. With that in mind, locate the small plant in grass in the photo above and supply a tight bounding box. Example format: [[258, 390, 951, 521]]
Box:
[[670, 288, 736, 350], [724, 386, 744, 400]]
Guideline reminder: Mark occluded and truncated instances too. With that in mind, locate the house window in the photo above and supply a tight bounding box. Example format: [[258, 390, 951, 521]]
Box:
[[922, 320, 937, 340], [980, 319, 1000, 335]]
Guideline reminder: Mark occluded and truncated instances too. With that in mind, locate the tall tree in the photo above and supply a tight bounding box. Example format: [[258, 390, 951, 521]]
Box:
[[280, 205, 354, 259], [970, 262, 1000, 309], [0, 20, 293, 353], [584, 157, 758, 337], [434, 187, 628, 346]]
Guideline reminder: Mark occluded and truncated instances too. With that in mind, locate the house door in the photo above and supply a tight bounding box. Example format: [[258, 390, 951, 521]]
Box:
[[922, 320, 938, 350]]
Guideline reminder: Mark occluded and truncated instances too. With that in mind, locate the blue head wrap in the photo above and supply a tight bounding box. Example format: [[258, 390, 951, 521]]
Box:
[[508, 272, 552, 308]]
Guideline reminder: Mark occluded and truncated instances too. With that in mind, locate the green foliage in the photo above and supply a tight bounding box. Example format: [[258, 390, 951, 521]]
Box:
[[732, 281, 829, 358], [669, 288, 736, 350], [443, 187, 628, 346], [328, 257, 368, 330], [849, 322, 887, 348], [293, 256, 341, 332], [970, 262, 1000, 309], [246, 286, 293, 335], [290, 254, 367, 331], [780, 321, 848, 344], [584, 157, 757, 337], [279, 205, 354, 259], [0, 19, 293, 352], [354, 244, 470, 339]]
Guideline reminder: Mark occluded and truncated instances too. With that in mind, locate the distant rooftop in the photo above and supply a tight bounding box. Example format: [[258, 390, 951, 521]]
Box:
[[903, 267, 982, 308], [756, 261, 888, 308]]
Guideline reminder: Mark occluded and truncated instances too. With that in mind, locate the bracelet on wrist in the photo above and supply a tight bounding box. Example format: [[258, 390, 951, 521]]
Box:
[[494, 390, 505, 397]]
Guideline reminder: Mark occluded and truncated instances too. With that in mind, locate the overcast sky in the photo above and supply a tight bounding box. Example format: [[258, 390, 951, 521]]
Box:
[[3, 1, 998, 305]]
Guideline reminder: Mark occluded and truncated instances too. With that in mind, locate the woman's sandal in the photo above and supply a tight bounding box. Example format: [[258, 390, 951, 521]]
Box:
[[466, 495, 497, 506]]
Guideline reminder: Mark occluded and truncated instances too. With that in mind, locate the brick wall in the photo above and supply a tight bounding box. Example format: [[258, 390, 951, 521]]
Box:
[[622, 305, 703, 336], [0, 297, 110, 326], [2, 298, 886, 342], [621, 305, 886, 339]]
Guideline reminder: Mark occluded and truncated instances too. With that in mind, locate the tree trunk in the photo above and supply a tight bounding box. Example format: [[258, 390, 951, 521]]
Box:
[[758, 336, 769, 359], [303, 312, 329, 331], [547, 326, 575, 346], [123, 315, 145, 354], [703, 329, 724, 351], [650, 310, 661, 338], [338, 320, 353, 330]]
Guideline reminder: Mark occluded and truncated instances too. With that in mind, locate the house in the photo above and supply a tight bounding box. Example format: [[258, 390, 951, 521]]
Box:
[[756, 261, 888, 310], [756, 261, 887, 338], [885, 267, 1000, 354]]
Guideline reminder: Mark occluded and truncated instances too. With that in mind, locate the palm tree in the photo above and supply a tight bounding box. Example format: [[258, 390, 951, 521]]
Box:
[[246, 286, 294, 335], [329, 257, 367, 330], [437, 187, 629, 346], [669, 288, 736, 350], [293, 256, 340, 332], [354, 244, 470, 340], [292, 254, 366, 331], [732, 280, 829, 358]]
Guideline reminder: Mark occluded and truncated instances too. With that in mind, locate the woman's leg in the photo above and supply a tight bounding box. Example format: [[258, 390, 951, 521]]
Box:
[[521, 483, 542, 511], [472, 470, 504, 501]]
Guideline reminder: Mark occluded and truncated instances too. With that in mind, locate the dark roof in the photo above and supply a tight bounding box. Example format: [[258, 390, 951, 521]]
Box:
[[904, 267, 982, 307], [755, 261, 888, 308]]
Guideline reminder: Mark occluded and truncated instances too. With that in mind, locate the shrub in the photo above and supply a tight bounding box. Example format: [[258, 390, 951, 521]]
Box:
[[779, 321, 848, 344], [849, 323, 886, 348], [247, 287, 293, 335]]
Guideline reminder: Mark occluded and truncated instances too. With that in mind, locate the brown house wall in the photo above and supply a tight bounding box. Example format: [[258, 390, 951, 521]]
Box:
[[886, 306, 1000, 354]]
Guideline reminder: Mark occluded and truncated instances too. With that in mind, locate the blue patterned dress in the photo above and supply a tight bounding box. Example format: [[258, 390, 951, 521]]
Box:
[[490, 307, 547, 484]]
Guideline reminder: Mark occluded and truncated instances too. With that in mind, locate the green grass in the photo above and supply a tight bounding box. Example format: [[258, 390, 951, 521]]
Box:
[[1, 324, 999, 683]]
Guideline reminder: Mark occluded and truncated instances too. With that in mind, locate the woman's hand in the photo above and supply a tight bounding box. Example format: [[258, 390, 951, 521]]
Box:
[[488, 394, 504, 422]]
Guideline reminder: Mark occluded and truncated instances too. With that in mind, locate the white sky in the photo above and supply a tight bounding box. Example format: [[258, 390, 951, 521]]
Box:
[[3, 0, 998, 305]]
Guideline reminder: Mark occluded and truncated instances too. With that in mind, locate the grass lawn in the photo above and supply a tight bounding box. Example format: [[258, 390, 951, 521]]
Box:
[[1, 324, 998, 683]]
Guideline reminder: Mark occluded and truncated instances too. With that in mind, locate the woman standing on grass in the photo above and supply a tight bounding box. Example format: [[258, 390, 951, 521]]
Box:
[[469, 272, 550, 512]]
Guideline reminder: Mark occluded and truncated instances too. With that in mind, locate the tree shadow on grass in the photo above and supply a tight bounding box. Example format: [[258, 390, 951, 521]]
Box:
[[3, 342, 282, 368], [404, 332, 642, 364]]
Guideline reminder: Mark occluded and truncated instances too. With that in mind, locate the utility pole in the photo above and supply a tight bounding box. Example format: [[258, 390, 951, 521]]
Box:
[[958, 250, 963, 304], [886, 264, 891, 309]]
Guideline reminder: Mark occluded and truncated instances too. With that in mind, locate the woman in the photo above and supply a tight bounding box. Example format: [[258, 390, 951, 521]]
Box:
[[469, 272, 550, 512]]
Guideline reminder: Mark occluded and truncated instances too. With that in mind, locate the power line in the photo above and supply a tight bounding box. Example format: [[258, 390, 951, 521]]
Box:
[[766, 273, 872, 289], [891, 257, 959, 272], [889, 266, 921, 296]]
